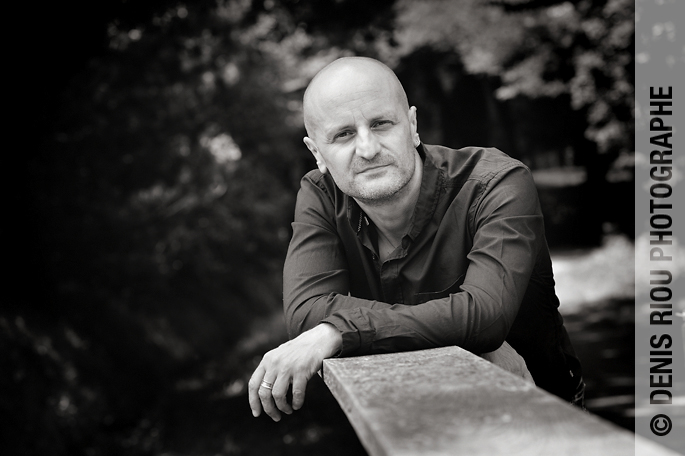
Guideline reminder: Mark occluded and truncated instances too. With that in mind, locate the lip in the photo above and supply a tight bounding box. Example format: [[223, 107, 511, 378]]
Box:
[[357, 164, 389, 174]]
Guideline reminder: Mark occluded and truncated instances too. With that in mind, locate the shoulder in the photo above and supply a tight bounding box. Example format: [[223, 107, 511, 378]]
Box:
[[423, 144, 530, 183], [299, 169, 339, 199], [294, 169, 343, 223], [423, 144, 538, 212]]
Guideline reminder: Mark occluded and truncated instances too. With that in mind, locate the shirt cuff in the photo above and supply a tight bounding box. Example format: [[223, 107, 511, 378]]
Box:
[[321, 307, 375, 356]]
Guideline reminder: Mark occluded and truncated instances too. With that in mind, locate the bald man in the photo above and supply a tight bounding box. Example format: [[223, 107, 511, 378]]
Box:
[[248, 57, 584, 422]]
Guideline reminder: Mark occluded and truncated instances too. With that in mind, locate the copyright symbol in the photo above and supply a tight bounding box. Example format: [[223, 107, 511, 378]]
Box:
[[650, 414, 672, 436]]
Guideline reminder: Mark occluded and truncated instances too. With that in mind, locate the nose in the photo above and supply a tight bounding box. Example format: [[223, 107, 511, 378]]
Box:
[[355, 128, 380, 160]]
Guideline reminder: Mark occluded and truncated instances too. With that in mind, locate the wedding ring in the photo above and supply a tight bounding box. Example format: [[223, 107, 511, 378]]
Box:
[[260, 380, 274, 390]]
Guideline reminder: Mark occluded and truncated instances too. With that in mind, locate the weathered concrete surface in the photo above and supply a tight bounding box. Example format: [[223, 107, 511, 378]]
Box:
[[323, 346, 679, 456]]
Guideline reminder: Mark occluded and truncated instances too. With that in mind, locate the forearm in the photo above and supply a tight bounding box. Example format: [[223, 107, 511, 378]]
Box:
[[285, 292, 392, 339], [322, 286, 512, 356]]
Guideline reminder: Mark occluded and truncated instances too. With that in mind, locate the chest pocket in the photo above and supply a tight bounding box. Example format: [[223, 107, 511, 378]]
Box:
[[412, 274, 465, 305]]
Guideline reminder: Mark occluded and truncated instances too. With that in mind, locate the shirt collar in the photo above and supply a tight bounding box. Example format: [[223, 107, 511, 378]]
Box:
[[407, 143, 441, 240]]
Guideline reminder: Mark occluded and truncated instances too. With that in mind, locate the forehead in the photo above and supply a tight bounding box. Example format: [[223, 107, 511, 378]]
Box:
[[307, 67, 404, 132]]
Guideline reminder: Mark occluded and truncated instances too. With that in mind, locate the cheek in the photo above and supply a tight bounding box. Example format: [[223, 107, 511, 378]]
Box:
[[326, 147, 354, 167], [322, 157, 347, 181]]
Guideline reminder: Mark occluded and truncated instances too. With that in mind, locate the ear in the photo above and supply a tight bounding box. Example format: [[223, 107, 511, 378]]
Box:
[[303, 137, 328, 174], [408, 106, 419, 147]]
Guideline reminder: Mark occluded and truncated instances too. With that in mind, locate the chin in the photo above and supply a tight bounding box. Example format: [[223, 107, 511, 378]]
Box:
[[352, 181, 406, 203]]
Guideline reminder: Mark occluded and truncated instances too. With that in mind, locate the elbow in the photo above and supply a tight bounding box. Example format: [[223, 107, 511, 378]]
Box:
[[464, 309, 512, 354], [459, 287, 516, 354], [475, 336, 506, 354]]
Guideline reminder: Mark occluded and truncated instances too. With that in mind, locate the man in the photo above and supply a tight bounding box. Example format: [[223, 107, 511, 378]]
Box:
[[248, 57, 583, 422]]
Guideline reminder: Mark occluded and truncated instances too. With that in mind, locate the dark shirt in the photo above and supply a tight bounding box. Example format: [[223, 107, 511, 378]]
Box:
[[283, 144, 582, 401]]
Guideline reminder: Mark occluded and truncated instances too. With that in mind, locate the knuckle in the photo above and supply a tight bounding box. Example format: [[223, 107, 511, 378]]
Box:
[[258, 388, 272, 400]]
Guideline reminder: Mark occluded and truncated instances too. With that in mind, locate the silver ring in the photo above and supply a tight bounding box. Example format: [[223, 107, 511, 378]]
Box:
[[260, 380, 273, 390]]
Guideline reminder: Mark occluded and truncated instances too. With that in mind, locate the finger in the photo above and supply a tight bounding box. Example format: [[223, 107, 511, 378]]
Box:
[[272, 375, 294, 415], [248, 365, 265, 417], [291, 375, 308, 411], [258, 375, 281, 422]]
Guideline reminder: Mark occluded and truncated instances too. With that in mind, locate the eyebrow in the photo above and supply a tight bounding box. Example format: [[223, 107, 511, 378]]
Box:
[[322, 112, 399, 142]]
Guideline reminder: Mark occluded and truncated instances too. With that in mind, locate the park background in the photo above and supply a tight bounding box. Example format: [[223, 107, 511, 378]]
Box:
[[5, 0, 636, 454]]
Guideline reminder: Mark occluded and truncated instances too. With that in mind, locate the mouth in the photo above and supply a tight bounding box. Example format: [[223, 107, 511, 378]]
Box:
[[357, 164, 389, 174]]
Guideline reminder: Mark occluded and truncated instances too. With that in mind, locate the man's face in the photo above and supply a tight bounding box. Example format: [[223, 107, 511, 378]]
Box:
[[303, 65, 418, 204]]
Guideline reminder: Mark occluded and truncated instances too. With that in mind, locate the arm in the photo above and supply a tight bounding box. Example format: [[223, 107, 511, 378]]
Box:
[[284, 165, 544, 356]]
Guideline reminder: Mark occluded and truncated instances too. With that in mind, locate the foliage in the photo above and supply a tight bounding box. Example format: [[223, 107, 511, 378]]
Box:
[[12, 2, 302, 453], [385, 0, 634, 158]]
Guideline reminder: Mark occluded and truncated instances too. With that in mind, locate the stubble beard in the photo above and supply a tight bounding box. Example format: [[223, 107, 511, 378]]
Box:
[[343, 162, 415, 207]]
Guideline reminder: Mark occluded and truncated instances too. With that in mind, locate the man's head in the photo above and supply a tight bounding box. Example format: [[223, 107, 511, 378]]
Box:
[[302, 57, 420, 205]]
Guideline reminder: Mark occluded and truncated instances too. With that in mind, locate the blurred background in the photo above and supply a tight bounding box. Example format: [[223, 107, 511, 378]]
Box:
[[6, 0, 634, 454]]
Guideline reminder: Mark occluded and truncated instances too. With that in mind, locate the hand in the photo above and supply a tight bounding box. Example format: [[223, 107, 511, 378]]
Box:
[[248, 323, 342, 421], [480, 341, 535, 384]]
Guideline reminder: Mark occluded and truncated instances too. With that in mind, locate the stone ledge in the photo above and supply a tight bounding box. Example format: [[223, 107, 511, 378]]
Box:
[[322, 346, 678, 456]]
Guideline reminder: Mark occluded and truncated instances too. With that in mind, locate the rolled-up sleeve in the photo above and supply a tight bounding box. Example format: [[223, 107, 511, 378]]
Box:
[[283, 165, 544, 356]]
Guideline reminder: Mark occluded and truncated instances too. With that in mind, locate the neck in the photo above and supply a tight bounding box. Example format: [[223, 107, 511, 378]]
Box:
[[355, 152, 423, 244]]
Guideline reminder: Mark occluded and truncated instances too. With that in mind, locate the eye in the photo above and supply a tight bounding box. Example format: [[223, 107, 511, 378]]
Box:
[[334, 131, 352, 140], [372, 120, 392, 128]]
